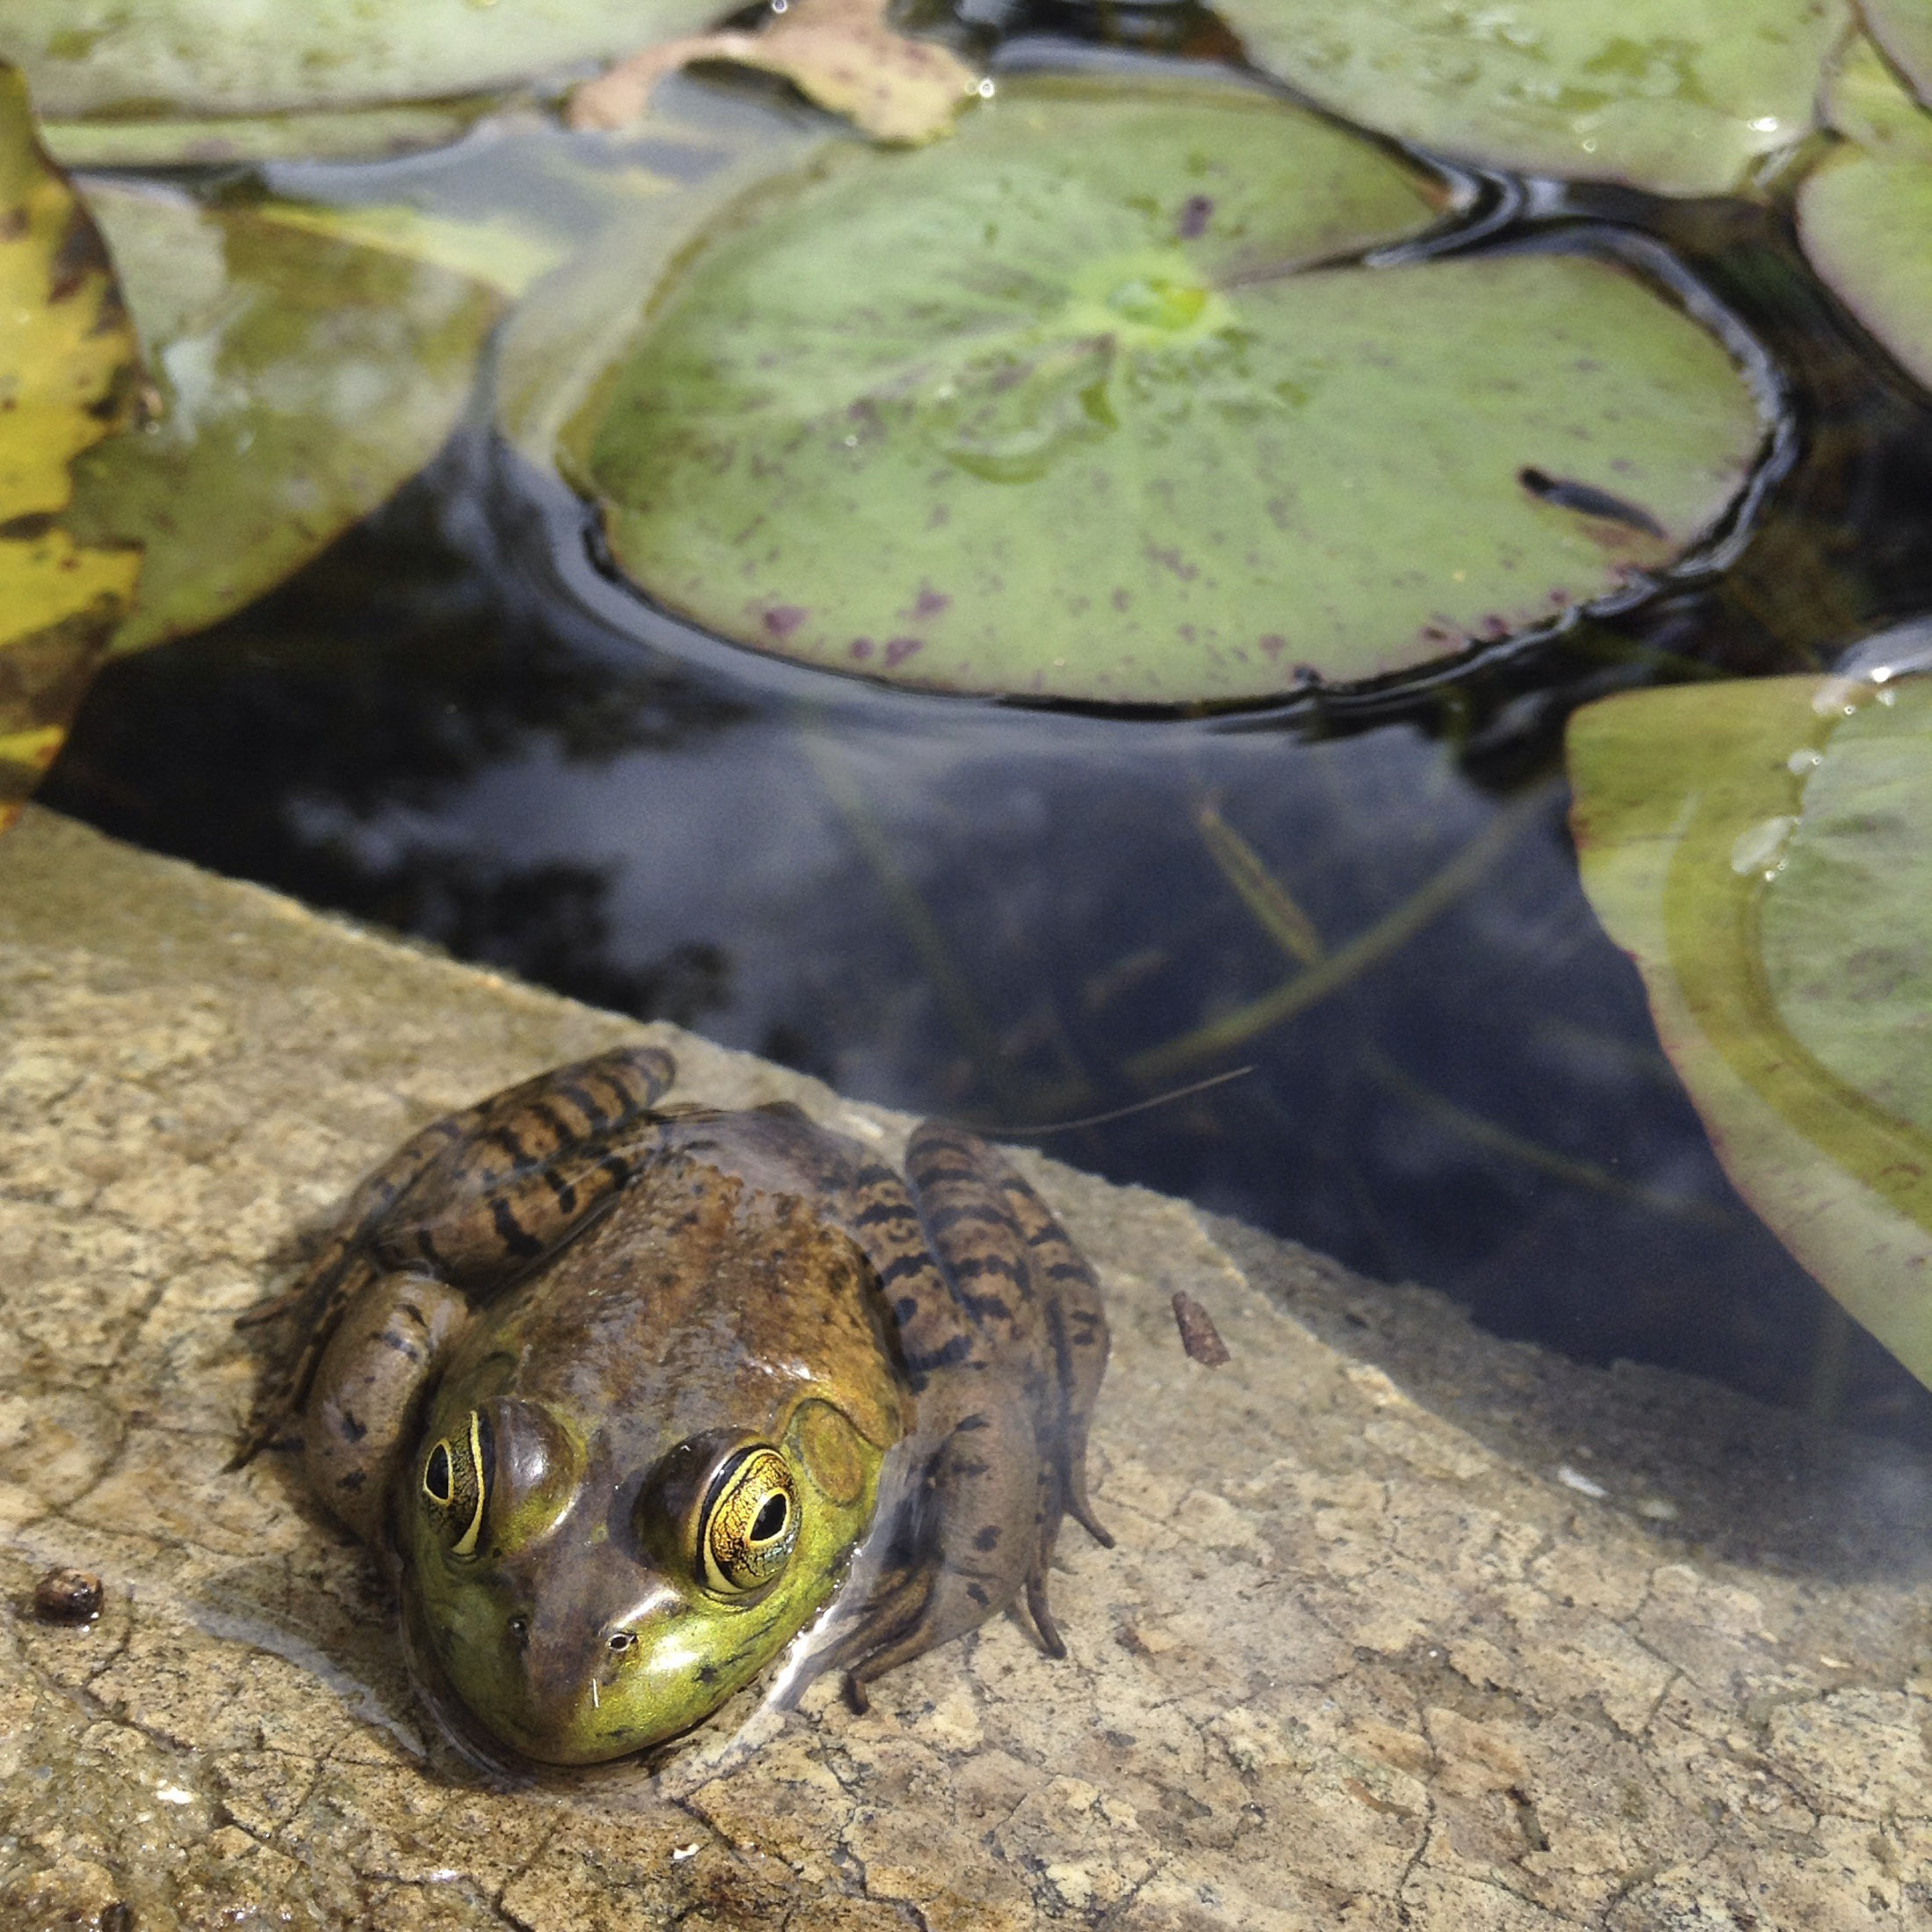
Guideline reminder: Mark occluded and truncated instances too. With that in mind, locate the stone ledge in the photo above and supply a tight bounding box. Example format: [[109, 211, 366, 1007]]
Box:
[[1, 806, 1928, 1931]]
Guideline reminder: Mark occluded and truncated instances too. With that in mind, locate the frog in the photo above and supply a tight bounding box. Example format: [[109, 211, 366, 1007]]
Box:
[[233, 1043, 1111, 1765]]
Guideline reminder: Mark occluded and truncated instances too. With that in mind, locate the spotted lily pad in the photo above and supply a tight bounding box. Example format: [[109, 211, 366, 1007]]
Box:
[[1569, 674, 1932, 1387], [0, 65, 141, 835], [1797, 33, 1932, 393], [1210, 0, 1846, 196], [557, 77, 1765, 703], [66, 186, 503, 656]]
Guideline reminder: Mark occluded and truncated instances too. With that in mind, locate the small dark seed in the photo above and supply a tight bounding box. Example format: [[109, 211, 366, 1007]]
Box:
[[32, 1567, 104, 1625]]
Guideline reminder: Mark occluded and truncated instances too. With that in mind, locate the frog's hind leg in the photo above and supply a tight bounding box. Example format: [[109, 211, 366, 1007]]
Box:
[[833, 1386, 1053, 1709], [980, 1156, 1113, 1551], [898, 1124, 1110, 1659], [905, 1125, 1114, 1556], [810, 1149, 1041, 1702], [232, 1043, 675, 1465]]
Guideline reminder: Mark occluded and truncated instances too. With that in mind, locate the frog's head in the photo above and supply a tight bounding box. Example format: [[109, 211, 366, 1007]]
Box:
[[398, 1391, 883, 1763]]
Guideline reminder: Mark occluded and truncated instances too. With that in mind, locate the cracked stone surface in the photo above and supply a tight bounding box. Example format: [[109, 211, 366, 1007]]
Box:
[[2, 804, 1931, 1931]]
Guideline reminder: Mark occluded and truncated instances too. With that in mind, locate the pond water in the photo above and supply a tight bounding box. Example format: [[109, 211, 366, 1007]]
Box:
[[39, 15, 1932, 1445]]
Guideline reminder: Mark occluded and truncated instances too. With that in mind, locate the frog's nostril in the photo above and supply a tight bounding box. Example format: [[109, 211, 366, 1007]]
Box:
[[507, 1614, 530, 1642]]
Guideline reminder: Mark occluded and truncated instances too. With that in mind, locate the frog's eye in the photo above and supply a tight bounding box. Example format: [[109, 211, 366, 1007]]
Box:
[[697, 1445, 799, 1595], [421, 1409, 493, 1558]]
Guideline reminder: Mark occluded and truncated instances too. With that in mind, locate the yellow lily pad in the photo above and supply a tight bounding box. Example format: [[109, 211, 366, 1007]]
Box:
[[0, 64, 141, 836]]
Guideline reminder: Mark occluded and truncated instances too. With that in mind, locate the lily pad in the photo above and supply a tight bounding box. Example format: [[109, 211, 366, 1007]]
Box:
[[557, 77, 1765, 703], [1569, 674, 1932, 1387], [1863, 0, 1932, 105], [1820, 28, 1932, 154], [498, 96, 824, 474], [1798, 34, 1932, 393], [0, 65, 141, 835], [0, 0, 719, 122], [1209, 0, 1846, 196], [66, 186, 503, 656], [38, 100, 498, 170]]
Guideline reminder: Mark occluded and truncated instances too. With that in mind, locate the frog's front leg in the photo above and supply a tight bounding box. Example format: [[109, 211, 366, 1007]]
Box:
[[304, 1266, 470, 1543], [234, 1044, 675, 1465]]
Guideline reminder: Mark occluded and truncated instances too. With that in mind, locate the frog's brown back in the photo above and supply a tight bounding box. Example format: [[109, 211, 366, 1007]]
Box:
[[473, 1117, 907, 1456]]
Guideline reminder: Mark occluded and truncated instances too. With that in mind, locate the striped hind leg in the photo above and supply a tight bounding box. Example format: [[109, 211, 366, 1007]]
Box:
[[906, 1126, 1112, 1554], [831, 1383, 1049, 1707]]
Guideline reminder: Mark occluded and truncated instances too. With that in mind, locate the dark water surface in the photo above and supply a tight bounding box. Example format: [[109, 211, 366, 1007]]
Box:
[[43, 27, 1932, 1445]]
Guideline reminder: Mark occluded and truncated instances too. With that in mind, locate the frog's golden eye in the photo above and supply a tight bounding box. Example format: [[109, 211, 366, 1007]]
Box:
[[697, 1445, 798, 1595], [421, 1409, 492, 1558]]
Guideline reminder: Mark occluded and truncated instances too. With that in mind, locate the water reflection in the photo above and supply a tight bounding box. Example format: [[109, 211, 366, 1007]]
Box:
[[43, 42, 1932, 1452], [45, 436, 1931, 1444]]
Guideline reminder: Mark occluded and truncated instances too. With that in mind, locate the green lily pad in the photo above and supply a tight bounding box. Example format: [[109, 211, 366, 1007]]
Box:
[[555, 77, 1765, 703], [1569, 674, 1932, 1388], [68, 185, 502, 656], [498, 97, 824, 472], [1210, 0, 1846, 196], [1799, 35, 1932, 393], [0, 63, 141, 835], [38, 100, 498, 169], [1863, 0, 1932, 106], [0, 0, 719, 122], [1820, 29, 1932, 155], [1799, 151, 1932, 392]]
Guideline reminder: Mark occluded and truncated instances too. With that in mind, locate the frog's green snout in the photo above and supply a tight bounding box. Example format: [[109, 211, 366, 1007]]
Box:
[[479, 1578, 696, 1764]]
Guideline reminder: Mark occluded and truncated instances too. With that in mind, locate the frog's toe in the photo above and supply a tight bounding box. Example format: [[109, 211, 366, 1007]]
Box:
[[232, 1283, 304, 1330], [1023, 1569, 1068, 1660], [1066, 1476, 1114, 1550], [227, 1395, 297, 1470]]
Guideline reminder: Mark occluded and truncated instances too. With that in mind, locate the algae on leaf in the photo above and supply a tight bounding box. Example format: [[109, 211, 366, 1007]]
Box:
[[1569, 674, 1932, 1388], [558, 77, 1765, 703], [1209, 0, 1846, 196], [0, 66, 141, 835], [67, 186, 504, 657]]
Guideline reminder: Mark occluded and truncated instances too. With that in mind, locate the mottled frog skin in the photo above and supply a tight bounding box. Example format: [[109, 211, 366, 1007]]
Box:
[[235, 1046, 1111, 1765]]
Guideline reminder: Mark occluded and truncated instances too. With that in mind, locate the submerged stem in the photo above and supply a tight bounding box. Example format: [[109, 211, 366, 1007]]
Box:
[[1126, 781, 1554, 1085]]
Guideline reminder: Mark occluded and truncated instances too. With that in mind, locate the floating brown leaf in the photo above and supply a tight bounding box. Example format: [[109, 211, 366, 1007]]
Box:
[[568, 0, 977, 146]]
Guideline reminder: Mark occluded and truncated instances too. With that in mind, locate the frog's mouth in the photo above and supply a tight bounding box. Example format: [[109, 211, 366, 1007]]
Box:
[[407, 1556, 799, 1768]]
